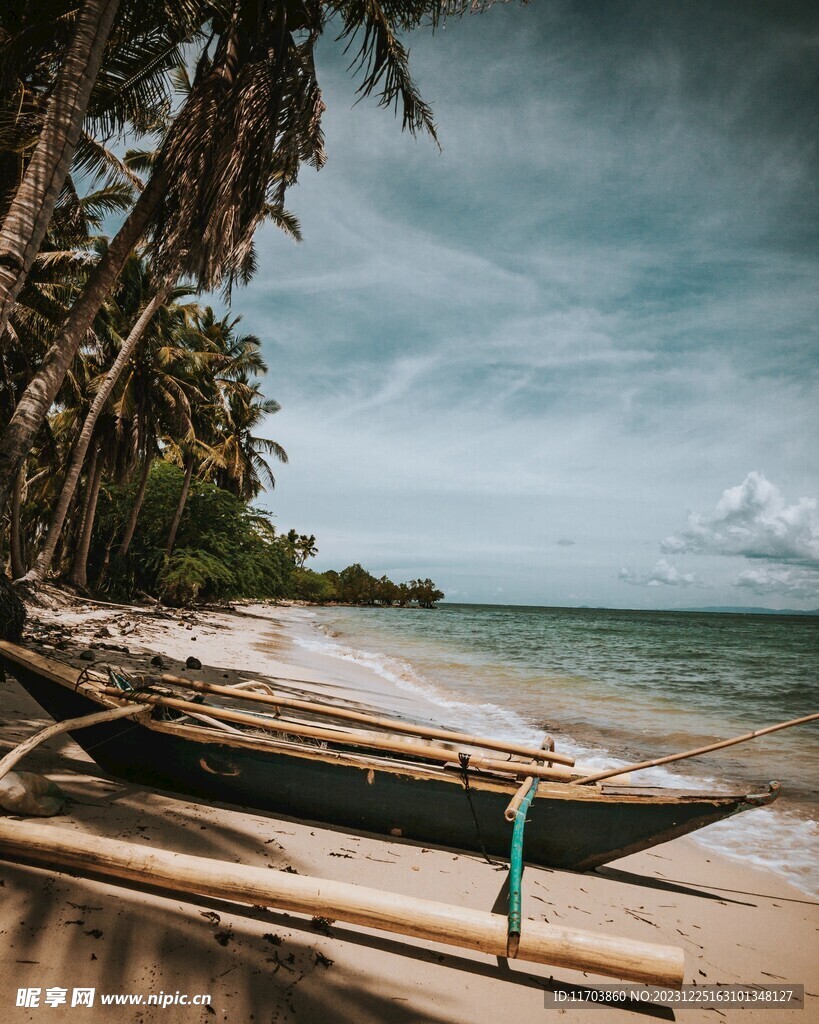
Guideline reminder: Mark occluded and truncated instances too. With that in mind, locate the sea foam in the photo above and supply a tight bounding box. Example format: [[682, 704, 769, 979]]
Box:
[[289, 614, 819, 898]]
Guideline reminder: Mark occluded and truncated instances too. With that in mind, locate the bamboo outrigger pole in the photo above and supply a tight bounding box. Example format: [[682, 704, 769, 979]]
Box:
[[0, 704, 149, 783], [159, 672, 575, 766], [507, 777, 539, 958], [572, 712, 819, 786], [504, 737, 553, 822], [97, 686, 577, 781], [0, 819, 684, 987]]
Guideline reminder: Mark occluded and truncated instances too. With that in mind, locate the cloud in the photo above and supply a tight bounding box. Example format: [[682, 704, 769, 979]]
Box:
[[619, 559, 696, 588], [661, 472, 819, 564], [215, 4, 817, 608], [735, 566, 819, 601]]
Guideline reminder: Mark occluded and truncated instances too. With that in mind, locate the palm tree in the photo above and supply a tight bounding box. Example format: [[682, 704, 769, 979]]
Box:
[[66, 438, 105, 589], [214, 376, 287, 501], [23, 281, 171, 582], [1, 175, 135, 578], [0, 0, 207, 338], [64, 303, 213, 588], [113, 299, 201, 558], [162, 434, 224, 558], [296, 534, 317, 567], [8, 460, 29, 579], [160, 314, 230, 558], [0, 0, 476, 513], [0, 0, 123, 338]]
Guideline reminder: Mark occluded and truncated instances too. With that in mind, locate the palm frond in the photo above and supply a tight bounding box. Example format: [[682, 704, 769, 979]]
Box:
[[335, 0, 437, 139], [74, 133, 146, 190], [124, 148, 158, 173], [79, 181, 138, 222]]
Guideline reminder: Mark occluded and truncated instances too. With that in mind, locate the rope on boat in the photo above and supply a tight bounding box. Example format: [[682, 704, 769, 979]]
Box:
[[507, 777, 539, 956], [73, 666, 95, 691], [457, 752, 507, 869]]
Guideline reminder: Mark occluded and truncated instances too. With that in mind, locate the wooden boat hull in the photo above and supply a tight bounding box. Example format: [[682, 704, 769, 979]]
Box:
[[2, 649, 779, 871]]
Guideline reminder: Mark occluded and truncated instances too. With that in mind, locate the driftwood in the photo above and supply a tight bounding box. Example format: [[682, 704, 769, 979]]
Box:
[[573, 712, 819, 785], [161, 672, 575, 766], [98, 686, 576, 781], [0, 818, 685, 987]]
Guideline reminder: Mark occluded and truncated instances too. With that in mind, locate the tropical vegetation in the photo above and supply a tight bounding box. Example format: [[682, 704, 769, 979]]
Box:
[[0, 0, 469, 623]]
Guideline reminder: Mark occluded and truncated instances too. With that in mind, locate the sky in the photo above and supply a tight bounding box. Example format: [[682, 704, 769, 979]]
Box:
[[220, 0, 818, 609]]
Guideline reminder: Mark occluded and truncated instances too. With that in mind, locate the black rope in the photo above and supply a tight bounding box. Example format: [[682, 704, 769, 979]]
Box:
[[73, 666, 94, 691], [458, 752, 507, 870]]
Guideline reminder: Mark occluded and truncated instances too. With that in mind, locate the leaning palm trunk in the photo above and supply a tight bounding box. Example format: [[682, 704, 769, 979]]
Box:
[[68, 451, 105, 589], [165, 454, 195, 557], [0, 0, 122, 341], [118, 455, 152, 558], [0, 6, 306, 515], [0, 0, 439, 516], [0, 170, 168, 516], [72, 445, 99, 555], [9, 463, 27, 580], [24, 289, 169, 583]]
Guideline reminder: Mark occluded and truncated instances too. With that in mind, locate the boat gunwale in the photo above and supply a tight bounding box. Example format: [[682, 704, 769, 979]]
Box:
[[0, 641, 776, 808]]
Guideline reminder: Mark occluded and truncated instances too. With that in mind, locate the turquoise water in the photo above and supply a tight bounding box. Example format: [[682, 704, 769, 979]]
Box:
[[289, 603, 819, 895]]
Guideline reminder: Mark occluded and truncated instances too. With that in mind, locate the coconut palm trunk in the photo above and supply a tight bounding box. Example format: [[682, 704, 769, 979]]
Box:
[[0, 0, 123, 341], [9, 463, 27, 580], [165, 453, 195, 557], [73, 445, 99, 551], [68, 449, 105, 589], [24, 287, 169, 583], [118, 455, 152, 558], [0, 168, 168, 515]]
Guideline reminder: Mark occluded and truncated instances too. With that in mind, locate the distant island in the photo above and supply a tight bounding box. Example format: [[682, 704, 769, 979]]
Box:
[[682, 606, 819, 617]]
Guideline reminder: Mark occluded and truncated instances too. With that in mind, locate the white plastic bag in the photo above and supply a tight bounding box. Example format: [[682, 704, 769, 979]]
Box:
[[0, 770, 68, 816]]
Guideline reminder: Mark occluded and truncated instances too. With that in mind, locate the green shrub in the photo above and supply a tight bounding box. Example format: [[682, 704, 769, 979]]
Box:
[[291, 568, 338, 602], [93, 461, 292, 604]]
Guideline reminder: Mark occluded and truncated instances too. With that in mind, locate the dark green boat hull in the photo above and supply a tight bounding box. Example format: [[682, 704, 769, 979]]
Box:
[[4, 657, 778, 871]]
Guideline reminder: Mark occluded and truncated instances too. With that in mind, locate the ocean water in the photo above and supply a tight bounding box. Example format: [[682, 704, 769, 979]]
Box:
[[286, 603, 819, 896]]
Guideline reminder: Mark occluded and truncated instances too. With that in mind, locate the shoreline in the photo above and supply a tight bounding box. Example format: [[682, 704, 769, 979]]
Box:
[[288, 603, 819, 899], [1, 593, 816, 1022]]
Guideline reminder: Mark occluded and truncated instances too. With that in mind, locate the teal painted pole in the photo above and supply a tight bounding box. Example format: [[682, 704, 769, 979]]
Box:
[[507, 777, 539, 952]]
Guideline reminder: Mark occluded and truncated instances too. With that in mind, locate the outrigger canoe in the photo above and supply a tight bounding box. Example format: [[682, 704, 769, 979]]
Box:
[[0, 641, 779, 871]]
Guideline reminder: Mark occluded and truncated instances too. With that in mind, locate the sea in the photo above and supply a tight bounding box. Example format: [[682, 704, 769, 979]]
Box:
[[285, 603, 819, 897]]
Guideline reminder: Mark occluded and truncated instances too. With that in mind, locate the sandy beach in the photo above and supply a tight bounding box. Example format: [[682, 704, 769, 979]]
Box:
[[0, 594, 816, 1023]]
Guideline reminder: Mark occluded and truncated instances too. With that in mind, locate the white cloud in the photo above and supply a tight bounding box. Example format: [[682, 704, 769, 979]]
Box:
[[619, 558, 696, 588], [662, 472, 819, 565], [735, 566, 819, 601]]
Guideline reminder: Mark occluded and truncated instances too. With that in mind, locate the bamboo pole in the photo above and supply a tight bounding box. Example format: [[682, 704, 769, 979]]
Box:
[[0, 819, 685, 987], [505, 775, 535, 822], [507, 777, 539, 957], [160, 672, 575, 766], [504, 736, 553, 822], [0, 705, 149, 782], [98, 687, 577, 782], [572, 713, 819, 786]]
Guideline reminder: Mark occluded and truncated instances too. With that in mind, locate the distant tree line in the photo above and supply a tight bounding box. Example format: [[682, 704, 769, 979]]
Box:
[[291, 563, 445, 608], [85, 460, 443, 607]]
